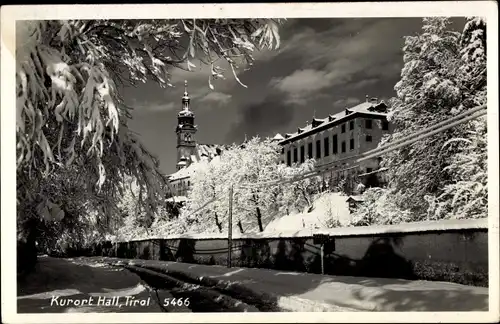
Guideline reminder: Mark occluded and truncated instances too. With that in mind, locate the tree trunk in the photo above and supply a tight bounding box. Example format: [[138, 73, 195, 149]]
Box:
[[255, 207, 264, 232], [214, 212, 222, 233], [252, 193, 264, 232], [300, 187, 313, 212]]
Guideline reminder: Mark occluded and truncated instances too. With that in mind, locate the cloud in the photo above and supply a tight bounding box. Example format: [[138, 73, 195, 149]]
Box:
[[265, 18, 421, 105], [270, 69, 333, 105], [333, 97, 362, 109], [349, 78, 380, 90], [200, 92, 232, 105], [225, 94, 295, 143], [144, 102, 177, 113]]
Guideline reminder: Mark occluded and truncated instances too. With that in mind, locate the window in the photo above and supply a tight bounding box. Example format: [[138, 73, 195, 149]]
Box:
[[341, 141, 346, 153], [316, 140, 321, 159], [287, 150, 291, 166], [350, 138, 355, 150], [188, 181, 190, 186], [281, 147, 285, 154], [341, 124, 346, 133], [349, 120, 354, 130], [332, 134, 338, 154], [300, 145, 305, 163], [366, 135, 372, 142], [324, 137, 330, 157], [293, 147, 298, 163], [382, 120, 389, 131], [365, 119, 372, 129], [308, 142, 313, 159]]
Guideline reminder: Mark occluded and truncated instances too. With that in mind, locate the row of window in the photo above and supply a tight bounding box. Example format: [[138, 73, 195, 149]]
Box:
[[285, 134, 375, 166], [172, 180, 190, 189], [339, 119, 388, 133]]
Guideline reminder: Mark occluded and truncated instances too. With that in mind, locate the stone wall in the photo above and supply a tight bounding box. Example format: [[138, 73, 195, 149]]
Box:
[[93, 219, 488, 287]]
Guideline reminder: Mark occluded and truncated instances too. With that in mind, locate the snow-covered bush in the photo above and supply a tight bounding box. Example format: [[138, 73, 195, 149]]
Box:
[[349, 188, 414, 226]]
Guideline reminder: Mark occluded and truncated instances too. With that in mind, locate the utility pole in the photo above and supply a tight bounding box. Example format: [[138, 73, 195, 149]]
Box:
[[227, 184, 234, 268], [320, 243, 324, 275]]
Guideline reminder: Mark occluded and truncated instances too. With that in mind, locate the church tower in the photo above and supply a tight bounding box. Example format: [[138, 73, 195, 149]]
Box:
[[175, 80, 198, 171]]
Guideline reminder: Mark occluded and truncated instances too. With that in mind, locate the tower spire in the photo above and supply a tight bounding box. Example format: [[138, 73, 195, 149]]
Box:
[[182, 80, 190, 111]]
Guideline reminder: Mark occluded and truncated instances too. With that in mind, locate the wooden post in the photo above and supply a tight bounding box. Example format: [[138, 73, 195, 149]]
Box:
[[227, 184, 234, 268], [313, 234, 327, 275], [320, 243, 324, 275]]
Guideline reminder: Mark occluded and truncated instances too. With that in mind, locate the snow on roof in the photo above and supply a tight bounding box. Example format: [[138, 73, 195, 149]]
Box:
[[272, 133, 285, 141], [169, 143, 225, 181], [280, 100, 389, 144], [169, 164, 195, 181], [312, 118, 327, 127], [166, 196, 188, 203], [178, 109, 194, 117], [346, 195, 364, 202]]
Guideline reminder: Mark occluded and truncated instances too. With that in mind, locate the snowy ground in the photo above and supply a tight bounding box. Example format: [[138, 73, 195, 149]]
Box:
[[97, 257, 489, 312], [16, 256, 163, 313], [264, 192, 352, 233]]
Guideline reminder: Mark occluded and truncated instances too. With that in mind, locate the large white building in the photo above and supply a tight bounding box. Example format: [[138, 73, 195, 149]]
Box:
[[276, 97, 393, 189], [168, 87, 393, 197]]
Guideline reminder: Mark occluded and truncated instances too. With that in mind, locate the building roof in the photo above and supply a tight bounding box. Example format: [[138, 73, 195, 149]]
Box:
[[280, 99, 388, 144], [169, 143, 226, 181], [178, 109, 195, 117], [272, 133, 285, 141], [166, 196, 188, 203], [346, 195, 364, 203]]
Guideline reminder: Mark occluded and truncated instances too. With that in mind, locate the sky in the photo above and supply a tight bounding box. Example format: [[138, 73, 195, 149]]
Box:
[[122, 18, 466, 175]]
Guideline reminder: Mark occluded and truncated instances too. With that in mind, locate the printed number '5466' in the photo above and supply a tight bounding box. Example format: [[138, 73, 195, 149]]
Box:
[[163, 298, 190, 307]]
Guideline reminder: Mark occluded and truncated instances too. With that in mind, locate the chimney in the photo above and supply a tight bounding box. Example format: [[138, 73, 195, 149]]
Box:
[[365, 95, 369, 102]]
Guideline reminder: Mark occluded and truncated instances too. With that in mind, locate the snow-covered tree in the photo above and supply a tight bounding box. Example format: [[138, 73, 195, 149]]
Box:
[[425, 17, 487, 220], [235, 138, 286, 232], [277, 159, 321, 215], [178, 156, 231, 234], [179, 137, 284, 234], [353, 17, 488, 224], [379, 17, 463, 217], [16, 19, 282, 248]]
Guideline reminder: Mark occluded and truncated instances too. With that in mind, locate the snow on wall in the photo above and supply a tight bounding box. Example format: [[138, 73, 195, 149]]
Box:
[[125, 218, 488, 242]]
